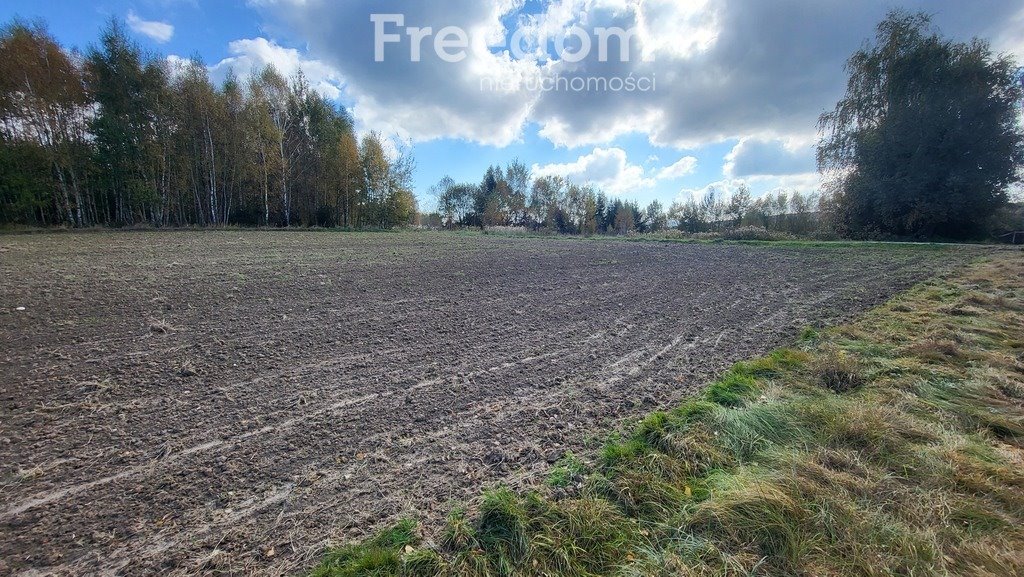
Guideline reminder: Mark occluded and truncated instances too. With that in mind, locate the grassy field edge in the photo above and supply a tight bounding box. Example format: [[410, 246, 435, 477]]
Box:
[[311, 252, 1024, 577], [1, 226, 984, 253]]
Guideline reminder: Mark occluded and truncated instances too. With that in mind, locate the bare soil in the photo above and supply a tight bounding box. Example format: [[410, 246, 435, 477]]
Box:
[[0, 232, 970, 575]]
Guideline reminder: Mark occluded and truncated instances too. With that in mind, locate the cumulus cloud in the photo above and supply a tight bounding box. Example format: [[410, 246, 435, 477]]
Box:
[[530, 0, 1024, 149], [202, 38, 345, 99], [658, 156, 698, 179], [249, 0, 1024, 149], [677, 179, 744, 204], [532, 147, 654, 194], [635, 0, 720, 60], [724, 138, 816, 178], [126, 11, 174, 43], [756, 173, 822, 193], [678, 173, 821, 205], [249, 0, 540, 145], [717, 137, 821, 197]]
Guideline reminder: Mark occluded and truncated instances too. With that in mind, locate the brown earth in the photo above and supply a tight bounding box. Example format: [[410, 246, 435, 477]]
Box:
[[0, 231, 974, 576]]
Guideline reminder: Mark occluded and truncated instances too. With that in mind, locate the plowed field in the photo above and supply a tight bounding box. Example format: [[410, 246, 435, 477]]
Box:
[[0, 232, 968, 575]]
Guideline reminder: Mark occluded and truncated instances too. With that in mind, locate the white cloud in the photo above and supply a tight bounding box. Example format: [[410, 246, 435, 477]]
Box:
[[676, 179, 744, 204], [126, 11, 174, 43], [658, 156, 698, 179], [724, 137, 815, 178], [746, 172, 822, 194], [716, 137, 820, 200], [250, 0, 540, 146], [993, 5, 1024, 58], [203, 38, 345, 100], [635, 0, 720, 60], [532, 147, 655, 194], [536, 108, 664, 150], [528, 0, 1024, 149], [677, 171, 821, 205], [250, 0, 1024, 149]]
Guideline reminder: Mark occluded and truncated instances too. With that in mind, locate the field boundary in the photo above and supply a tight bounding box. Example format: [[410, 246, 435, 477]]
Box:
[[2, 226, 1002, 252]]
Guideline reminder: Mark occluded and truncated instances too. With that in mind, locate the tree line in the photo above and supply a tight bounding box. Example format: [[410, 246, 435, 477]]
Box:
[[667, 186, 820, 237], [0, 20, 416, 228], [427, 164, 824, 238], [2, 12, 1022, 240], [429, 163, 668, 235]]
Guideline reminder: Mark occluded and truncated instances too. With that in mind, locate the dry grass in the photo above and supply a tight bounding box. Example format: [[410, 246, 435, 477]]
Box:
[[813, 345, 865, 393]]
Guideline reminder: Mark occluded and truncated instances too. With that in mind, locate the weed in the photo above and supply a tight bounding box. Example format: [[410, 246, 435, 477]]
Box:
[[734, 348, 809, 379], [402, 550, 445, 577]]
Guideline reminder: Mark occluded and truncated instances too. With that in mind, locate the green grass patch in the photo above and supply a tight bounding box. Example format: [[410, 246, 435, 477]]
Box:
[[705, 373, 759, 407], [309, 253, 1024, 577], [546, 452, 587, 488], [310, 520, 418, 577]]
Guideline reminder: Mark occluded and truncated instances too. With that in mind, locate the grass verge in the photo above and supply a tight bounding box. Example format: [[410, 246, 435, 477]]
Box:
[[311, 252, 1024, 576], [459, 226, 972, 251]]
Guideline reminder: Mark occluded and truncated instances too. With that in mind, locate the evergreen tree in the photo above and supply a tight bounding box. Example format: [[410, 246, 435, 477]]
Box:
[[595, 192, 608, 233]]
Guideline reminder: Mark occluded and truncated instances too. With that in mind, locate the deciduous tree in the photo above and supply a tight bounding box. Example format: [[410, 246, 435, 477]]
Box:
[[818, 10, 1024, 239]]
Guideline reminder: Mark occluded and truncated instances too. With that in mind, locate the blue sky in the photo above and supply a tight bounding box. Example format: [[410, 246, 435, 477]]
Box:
[[4, 0, 1022, 210]]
